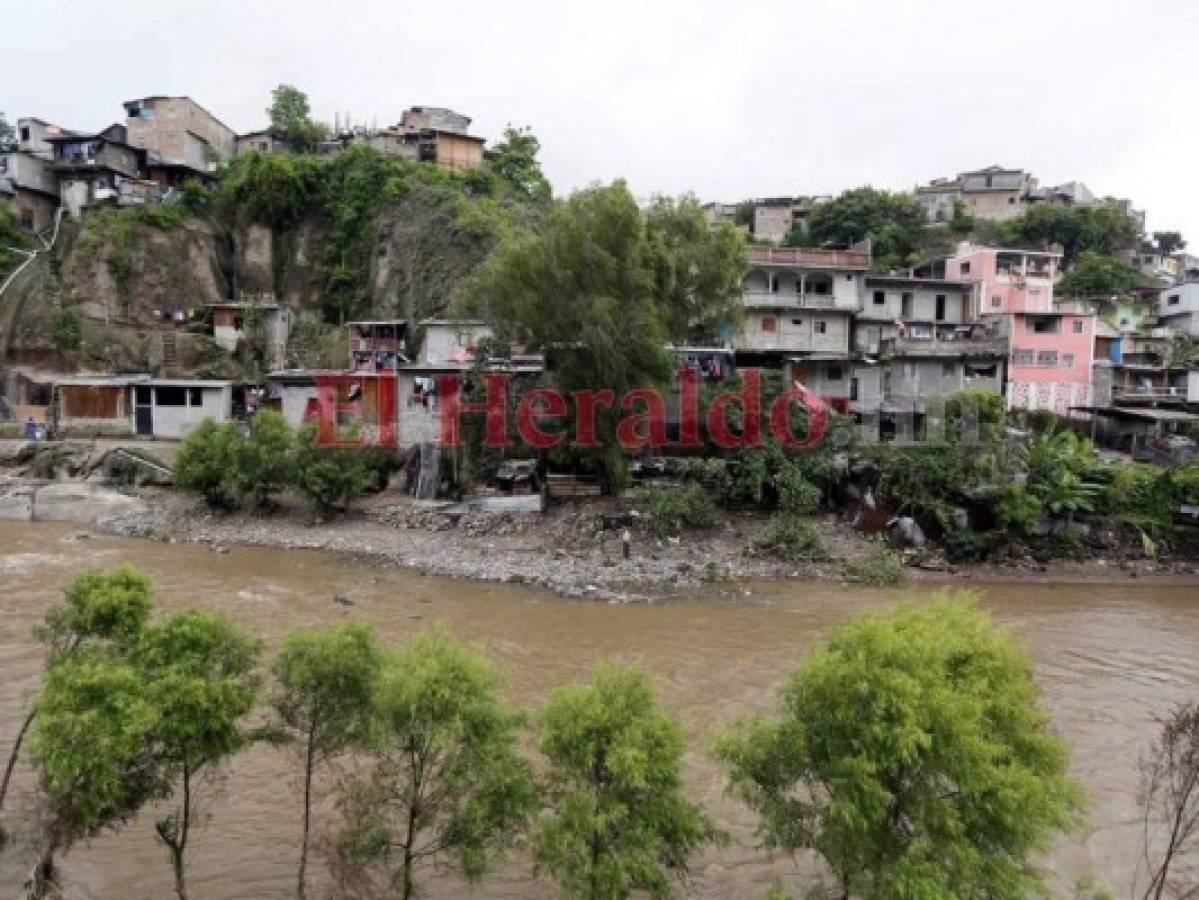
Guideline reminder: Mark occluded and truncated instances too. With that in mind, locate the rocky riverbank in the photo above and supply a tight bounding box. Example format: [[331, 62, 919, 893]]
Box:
[[83, 485, 1198, 601]]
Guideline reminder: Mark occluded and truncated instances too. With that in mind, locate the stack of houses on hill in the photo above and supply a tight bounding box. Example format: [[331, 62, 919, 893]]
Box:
[[1, 96, 485, 228]]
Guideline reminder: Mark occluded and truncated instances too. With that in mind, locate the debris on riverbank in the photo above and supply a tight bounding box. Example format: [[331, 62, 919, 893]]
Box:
[[92, 487, 1199, 601]]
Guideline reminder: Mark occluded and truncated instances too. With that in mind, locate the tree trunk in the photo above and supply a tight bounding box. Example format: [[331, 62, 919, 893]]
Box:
[[1, 706, 37, 819], [297, 726, 316, 899], [28, 837, 58, 900], [172, 768, 192, 900]]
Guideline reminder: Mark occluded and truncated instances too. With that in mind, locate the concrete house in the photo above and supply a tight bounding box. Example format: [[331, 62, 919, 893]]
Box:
[[0, 117, 75, 230], [46, 124, 143, 217], [956, 165, 1036, 221], [1158, 282, 1199, 338], [53, 376, 232, 438], [123, 96, 236, 184], [732, 245, 871, 410], [207, 298, 292, 370], [851, 275, 1005, 436], [355, 106, 485, 172]]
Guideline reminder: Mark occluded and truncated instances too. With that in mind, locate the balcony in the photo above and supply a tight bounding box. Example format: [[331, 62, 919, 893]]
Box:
[[746, 246, 870, 270], [1112, 385, 1188, 402], [879, 335, 1007, 358], [742, 290, 842, 309]]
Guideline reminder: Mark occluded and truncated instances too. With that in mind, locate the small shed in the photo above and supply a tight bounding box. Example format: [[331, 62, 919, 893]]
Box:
[[54, 375, 148, 436], [133, 379, 233, 438]]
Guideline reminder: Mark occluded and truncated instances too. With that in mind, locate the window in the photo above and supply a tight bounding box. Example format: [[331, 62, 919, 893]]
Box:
[[826, 365, 843, 382], [1061, 353, 1074, 369], [1013, 349, 1035, 366], [814, 320, 827, 334], [1168, 294, 1180, 306], [873, 290, 885, 305], [960, 262, 971, 275], [935, 294, 946, 320], [761, 316, 776, 333], [155, 386, 187, 406], [769, 275, 779, 294], [791, 318, 803, 326], [1072, 319, 1084, 333], [942, 361, 956, 376], [808, 274, 832, 295], [991, 295, 1001, 308], [19, 126, 30, 143], [1037, 350, 1058, 366], [189, 387, 203, 405], [1028, 317, 1060, 334], [845, 273, 854, 280]]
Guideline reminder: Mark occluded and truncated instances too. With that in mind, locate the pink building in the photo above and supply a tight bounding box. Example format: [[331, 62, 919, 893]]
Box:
[[934, 245, 1095, 414]]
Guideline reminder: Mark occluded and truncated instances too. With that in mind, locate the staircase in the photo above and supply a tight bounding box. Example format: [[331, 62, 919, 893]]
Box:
[[161, 332, 178, 373]]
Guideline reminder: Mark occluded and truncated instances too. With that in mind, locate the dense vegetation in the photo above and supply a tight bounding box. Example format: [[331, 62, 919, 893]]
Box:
[[174, 411, 385, 518], [5, 569, 1123, 899]]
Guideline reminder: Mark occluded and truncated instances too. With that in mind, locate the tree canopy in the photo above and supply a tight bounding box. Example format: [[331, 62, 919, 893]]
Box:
[[267, 84, 327, 151], [715, 595, 1084, 899], [334, 629, 535, 900], [1152, 230, 1186, 256], [1056, 250, 1149, 297], [535, 663, 719, 899], [488, 125, 552, 204], [804, 187, 928, 271], [997, 202, 1142, 267], [0, 112, 15, 152], [463, 181, 745, 487]]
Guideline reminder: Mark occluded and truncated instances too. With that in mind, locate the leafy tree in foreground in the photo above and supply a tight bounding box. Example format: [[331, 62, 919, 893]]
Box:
[[272, 623, 383, 899], [1137, 702, 1199, 899], [0, 567, 152, 839], [715, 595, 1084, 900], [334, 629, 534, 900], [135, 611, 261, 900], [536, 663, 719, 900], [27, 649, 163, 898]]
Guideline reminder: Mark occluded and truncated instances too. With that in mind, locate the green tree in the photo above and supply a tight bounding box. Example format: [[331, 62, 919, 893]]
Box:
[[135, 612, 261, 900], [272, 623, 384, 899], [232, 410, 294, 507], [805, 187, 928, 271], [0, 111, 15, 151], [174, 417, 243, 507], [1056, 250, 1148, 297], [27, 649, 163, 898], [488, 125, 552, 204], [536, 663, 719, 900], [999, 203, 1141, 268], [334, 629, 535, 900], [0, 567, 153, 838], [267, 84, 327, 151], [290, 423, 375, 519], [715, 596, 1084, 900], [1153, 230, 1186, 256], [644, 194, 747, 340], [465, 181, 743, 489]]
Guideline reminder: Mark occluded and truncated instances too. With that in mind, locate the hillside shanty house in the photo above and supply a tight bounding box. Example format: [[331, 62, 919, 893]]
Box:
[[53, 375, 232, 438]]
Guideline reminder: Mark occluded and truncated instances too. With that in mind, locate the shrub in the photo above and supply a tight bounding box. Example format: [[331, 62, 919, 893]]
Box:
[[995, 482, 1043, 534], [758, 514, 823, 562], [174, 418, 242, 507], [774, 465, 821, 514], [291, 425, 374, 519], [230, 410, 294, 506], [637, 484, 716, 536], [1100, 462, 1174, 527], [944, 527, 990, 563], [844, 541, 905, 587], [53, 308, 82, 352]]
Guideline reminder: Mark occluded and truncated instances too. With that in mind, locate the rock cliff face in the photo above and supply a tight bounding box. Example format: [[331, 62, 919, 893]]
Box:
[[2, 185, 497, 375]]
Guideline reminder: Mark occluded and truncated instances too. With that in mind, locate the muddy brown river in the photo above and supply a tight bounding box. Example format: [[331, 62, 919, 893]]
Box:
[[1, 522, 1196, 898]]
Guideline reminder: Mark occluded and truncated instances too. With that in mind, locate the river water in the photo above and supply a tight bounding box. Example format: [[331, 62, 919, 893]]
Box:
[[1, 521, 1196, 899]]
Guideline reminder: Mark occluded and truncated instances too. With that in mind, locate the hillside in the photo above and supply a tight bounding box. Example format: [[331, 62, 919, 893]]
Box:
[[0, 144, 545, 377]]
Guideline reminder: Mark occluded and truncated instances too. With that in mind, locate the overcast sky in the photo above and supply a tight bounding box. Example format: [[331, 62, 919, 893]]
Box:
[[8, 0, 1196, 239]]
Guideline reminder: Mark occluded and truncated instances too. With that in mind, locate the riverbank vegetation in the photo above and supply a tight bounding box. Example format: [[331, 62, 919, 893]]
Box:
[[12, 567, 1185, 898]]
